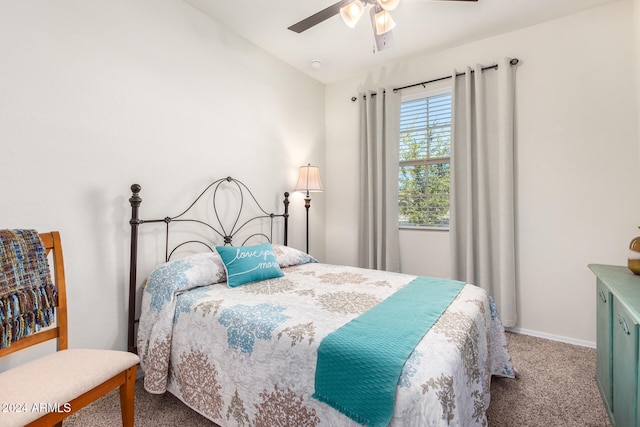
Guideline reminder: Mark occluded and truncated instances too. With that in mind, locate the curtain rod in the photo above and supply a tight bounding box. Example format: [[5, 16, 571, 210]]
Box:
[[350, 58, 519, 102]]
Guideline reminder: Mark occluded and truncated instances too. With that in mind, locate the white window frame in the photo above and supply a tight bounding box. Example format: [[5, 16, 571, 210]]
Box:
[[398, 81, 452, 231]]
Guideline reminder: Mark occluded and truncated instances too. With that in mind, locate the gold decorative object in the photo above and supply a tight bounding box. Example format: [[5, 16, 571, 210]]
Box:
[[629, 232, 640, 275]]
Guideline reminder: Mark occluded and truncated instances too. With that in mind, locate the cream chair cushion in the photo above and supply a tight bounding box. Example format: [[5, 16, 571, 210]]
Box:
[[0, 348, 139, 427]]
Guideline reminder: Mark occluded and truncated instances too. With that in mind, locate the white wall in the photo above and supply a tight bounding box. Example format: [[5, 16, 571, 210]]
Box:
[[0, 0, 326, 368], [635, 0, 640, 153], [326, 0, 640, 345]]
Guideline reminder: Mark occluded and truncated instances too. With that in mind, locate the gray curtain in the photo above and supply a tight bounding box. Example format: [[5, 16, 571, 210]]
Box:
[[450, 58, 517, 327], [357, 88, 401, 272]]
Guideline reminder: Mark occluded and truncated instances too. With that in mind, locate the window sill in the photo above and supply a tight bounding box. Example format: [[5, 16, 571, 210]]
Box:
[[399, 226, 449, 232]]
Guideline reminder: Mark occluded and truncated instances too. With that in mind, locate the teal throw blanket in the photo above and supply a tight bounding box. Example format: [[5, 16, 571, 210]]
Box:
[[312, 276, 465, 426]]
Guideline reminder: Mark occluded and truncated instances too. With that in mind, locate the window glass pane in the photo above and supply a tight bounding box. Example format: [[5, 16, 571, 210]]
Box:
[[399, 93, 451, 162], [398, 164, 450, 227], [398, 90, 451, 228]]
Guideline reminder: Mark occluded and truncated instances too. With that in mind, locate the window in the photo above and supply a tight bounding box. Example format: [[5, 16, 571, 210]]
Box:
[[398, 86, 452, 229]]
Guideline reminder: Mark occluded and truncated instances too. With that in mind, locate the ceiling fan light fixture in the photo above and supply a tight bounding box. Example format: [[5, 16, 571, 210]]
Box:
[[377, 0, 400, 11], [373, 8, 396, 35], [340, 0, 365, 28]]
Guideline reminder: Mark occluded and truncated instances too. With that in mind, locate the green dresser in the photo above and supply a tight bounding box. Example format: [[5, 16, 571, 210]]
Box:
[[589, 264, 640, 427]]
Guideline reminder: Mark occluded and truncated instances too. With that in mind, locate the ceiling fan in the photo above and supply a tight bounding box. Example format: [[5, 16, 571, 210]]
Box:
[[288, 0, 478, 52]]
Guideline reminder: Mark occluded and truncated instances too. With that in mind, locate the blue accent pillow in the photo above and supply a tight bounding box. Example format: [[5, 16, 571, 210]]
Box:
[[215, 243, 284, 288]]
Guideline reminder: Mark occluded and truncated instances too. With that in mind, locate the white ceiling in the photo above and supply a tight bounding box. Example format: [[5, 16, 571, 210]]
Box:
[[183, 0, 619, 84]]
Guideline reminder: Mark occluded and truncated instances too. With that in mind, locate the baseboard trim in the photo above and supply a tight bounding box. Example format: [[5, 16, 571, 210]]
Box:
[[505, 327, 596, 349]]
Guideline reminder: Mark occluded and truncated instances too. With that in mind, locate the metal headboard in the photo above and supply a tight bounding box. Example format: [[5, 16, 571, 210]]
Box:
[[127, 177, 290, 353]]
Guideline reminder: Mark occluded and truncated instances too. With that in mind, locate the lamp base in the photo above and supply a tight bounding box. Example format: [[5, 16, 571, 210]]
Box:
[[304, 196, 311, 254]]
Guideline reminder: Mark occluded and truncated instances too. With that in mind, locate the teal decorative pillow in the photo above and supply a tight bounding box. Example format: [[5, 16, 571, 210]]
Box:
[[215, 243, 284, 288]]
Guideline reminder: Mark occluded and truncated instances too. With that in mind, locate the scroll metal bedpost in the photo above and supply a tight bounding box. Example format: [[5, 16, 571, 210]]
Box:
[[283, 191, 289, 246], [128, 184, 142, 354]]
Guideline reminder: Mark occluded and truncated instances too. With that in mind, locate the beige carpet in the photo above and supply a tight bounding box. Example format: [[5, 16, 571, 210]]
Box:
[[487, 332, 610, 427], [64, 332, 611, 426]]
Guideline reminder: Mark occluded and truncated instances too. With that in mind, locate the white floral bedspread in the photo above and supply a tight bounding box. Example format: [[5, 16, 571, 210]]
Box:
[[138, 255, 514, 427]]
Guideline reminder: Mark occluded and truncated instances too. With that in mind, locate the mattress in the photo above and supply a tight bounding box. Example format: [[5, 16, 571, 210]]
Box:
[[137, 248, 514, 426]]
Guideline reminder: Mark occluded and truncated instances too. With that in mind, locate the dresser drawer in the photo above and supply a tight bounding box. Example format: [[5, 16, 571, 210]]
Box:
[[612, 297, 639, 427], [596, 279, 612, 412]]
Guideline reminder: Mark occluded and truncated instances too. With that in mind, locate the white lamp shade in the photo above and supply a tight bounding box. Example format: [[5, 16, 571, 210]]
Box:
[[340, 0, 365, 28], [295, 164, 323, 192], [377, 0, 400, 11], [373, 8, 396, 35]]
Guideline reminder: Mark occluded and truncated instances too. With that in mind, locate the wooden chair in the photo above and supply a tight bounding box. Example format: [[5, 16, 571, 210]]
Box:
[[0, 231, 140, 427]]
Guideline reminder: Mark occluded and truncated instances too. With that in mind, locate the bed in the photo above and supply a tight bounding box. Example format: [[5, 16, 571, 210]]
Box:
[[128, 177, 514, 427]]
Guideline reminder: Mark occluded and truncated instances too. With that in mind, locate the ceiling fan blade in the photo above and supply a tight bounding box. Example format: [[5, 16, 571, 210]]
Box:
[[288, 0, 348, 33]]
